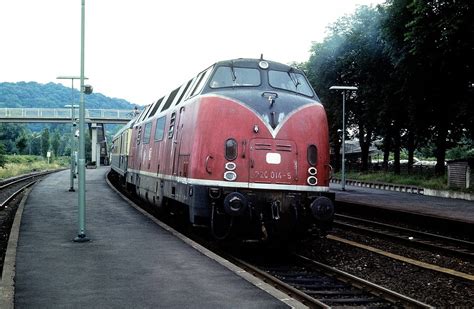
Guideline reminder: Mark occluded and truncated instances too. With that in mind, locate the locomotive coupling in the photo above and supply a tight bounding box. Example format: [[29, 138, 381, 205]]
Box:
[[223, 192, 248, 216], [310, 197, 334, 222]]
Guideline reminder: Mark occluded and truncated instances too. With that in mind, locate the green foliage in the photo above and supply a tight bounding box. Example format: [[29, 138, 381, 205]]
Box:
[[0, 81, 136, 109], [0, 155, 68, 180], [0, 143, 6, 168], [0, 81, 136, 161], [41, 128, 50, 158], [51, 130, 61, 157], [5, 155, 41, 164], [0, 123, 26, 153], [15, 133, 28, 154], [340, 171, 448, 191], [446, 141, 474, 160], [306, 0, 474, 176]]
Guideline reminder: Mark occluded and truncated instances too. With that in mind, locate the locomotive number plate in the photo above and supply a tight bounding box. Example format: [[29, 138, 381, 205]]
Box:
[[254, 170, 292, 180]]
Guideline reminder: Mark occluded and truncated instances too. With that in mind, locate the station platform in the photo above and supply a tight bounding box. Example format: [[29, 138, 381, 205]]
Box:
[[330, 183, 474, 224], [10, 168, 294, 308]]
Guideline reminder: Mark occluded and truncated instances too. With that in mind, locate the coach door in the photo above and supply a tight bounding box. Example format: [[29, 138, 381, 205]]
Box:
[[249, 138, 297, 185], [171, 107, 185, 176]]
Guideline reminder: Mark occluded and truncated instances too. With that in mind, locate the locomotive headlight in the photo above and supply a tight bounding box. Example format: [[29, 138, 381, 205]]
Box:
[[259, 61, 269, 69], [224, 171, 237, 181], [225, 162, 236, 171], [308, 167, 318, 175], [307, 176, 318, 186]]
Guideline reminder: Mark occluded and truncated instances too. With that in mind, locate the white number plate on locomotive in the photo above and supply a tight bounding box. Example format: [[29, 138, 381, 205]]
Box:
[[254, 170, 292, 180]]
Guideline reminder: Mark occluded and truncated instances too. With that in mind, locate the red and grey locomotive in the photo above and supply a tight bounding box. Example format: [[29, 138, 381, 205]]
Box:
[[110, 58, 334, 241]]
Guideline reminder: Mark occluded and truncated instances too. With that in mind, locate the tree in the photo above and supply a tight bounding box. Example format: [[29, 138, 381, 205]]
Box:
[[28, 134, 41, 155], [405, 0, 474, 174], [307, 5, 391, 172], [51, 130, 61, 157], [16, 133, 28, 154], [0, 123, 26, 154], [0, 143, 6, 168], [41, 128, 50, 158]]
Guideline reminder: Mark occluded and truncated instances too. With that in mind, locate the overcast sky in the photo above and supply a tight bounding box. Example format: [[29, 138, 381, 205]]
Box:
[[0, 0, 384, 106]]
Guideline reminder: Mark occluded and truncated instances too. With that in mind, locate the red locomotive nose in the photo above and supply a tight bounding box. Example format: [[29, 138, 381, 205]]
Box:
[[310, 197, 334, 222]]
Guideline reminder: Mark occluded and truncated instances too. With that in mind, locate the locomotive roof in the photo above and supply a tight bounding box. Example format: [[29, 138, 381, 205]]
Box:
[[215, 58, 304, 73], [130, 58, 315, 127]]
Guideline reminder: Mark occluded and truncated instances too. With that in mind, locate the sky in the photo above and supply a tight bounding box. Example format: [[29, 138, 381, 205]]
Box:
[[0, 0, 384, 106]]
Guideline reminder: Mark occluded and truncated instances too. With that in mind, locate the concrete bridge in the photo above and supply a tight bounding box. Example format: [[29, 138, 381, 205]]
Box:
[[0, 107, 137, 166], [0, 107, 135, 124]]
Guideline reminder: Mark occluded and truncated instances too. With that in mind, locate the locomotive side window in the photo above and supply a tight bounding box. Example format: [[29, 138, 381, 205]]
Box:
[[189, 67, 213, 98], [209, 67, 260, 88], [268, 70, 314, 97], [154, 116, 166, 141], [148, 97, 164, 118], [143, 122, 152, 144], [175, 79, 193, 106], [161, 88, 180, 113]]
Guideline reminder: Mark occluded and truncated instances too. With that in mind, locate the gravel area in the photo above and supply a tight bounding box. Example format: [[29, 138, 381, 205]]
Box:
[[0, 193, 22, 276], [332, 228, 474, 275], [301, 235, 474, 307]]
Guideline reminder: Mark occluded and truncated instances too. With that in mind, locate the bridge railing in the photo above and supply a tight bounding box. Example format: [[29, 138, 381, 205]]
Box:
[[0, 108, 134, 120]]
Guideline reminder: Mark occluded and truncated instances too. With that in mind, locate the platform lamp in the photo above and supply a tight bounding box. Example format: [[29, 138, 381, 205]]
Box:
[[329, 85, 358, 191], [56, 76, 87, 192], [75, 0, 93, 243]]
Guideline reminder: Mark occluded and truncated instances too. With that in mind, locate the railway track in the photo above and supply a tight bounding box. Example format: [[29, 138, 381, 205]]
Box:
[[108, 172, 434, 308], [333, 213, 474, 260], [232, 253, 431, 308], [0, 170, 58, 208]]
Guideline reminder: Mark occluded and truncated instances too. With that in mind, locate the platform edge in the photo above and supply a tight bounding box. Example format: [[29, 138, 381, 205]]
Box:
[[105, 171, 308, 309], [0, 187, 31, 309]]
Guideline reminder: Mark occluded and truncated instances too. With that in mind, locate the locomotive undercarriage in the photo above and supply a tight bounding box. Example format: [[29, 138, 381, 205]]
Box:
[[206, 187, 335, 242], [122, 171, 334, 242]]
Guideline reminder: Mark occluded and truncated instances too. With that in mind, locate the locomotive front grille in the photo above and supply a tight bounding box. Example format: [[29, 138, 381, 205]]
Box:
[[249, 138, 297, 185]]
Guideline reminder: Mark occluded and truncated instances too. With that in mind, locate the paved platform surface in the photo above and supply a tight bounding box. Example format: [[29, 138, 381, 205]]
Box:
[[330, 183, 474, 223], [14, 168, 289, 308]]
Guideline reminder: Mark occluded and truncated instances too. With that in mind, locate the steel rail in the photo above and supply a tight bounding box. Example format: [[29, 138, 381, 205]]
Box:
[[334, 214, 474, 260], [0, 170, 56, 190], [294, 254, 433, 308], [108, 171, 432, 308], [0, 181, 37, 209], [230, 256, 330, 308]]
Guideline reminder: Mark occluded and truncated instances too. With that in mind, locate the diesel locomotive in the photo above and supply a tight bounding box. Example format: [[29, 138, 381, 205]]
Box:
[[110, 58, 334, 242]]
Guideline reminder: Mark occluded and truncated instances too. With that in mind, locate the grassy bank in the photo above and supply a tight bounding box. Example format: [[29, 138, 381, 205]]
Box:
[[336, 171, 473, 193], [336, 171, 450, 190], [0, 155, 69, 180]]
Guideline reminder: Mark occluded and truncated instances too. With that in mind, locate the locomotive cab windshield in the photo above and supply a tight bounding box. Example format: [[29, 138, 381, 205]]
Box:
[[208, 61, 315, 98], [268, 69, 314, 97], [209, 66, 261, 88]]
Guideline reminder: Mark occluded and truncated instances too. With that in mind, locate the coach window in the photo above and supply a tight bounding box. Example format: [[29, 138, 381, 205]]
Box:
[[154, 116, 166, 141], [209, 67, 260, 88], [268, 70, 314, 97], [143, 122, 152, 144]]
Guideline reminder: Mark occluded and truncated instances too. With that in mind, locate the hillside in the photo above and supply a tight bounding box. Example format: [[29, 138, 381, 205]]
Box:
[[0, 81, 135, 109]]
